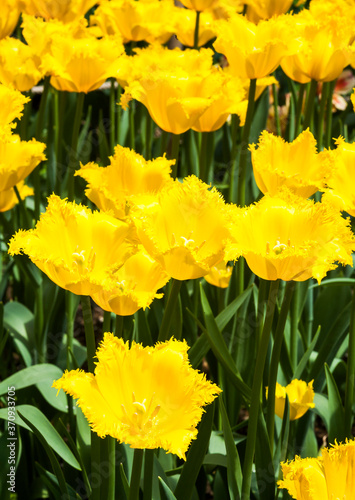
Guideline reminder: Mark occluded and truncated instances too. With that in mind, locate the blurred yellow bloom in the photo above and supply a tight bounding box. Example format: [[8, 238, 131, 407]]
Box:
[[278, 438, 355, 499], [309, 0, 355, 44], [250, 130, 331, 198], [179, 0, 217, 11], [53, 334, 221, 458], [245, 0, 295, 24], [91, 247, 170, 316], [41, 28, 125, 93], [204, 261, 233, 288], [209, 0, 244, 20], [0, 84, 30, 135], [175, 9, 217, 48], [76, 145, 174, 219], [225, 190, 355, 283], [352, 88, 355, 111], [0, 0, 21, 39], [281, 11, 354, 83], [8, 195, 138, 296], [19, 0, 97, 23], [0, 38, 43, 92], [0, 181, 33, 212], [266, 380, 315, 421], [0, 134, 46, 191], [213, 13, 296, 79], [322, 137, 355, 217], [90, 0, 176, 44], [132, 175, 232, 280]]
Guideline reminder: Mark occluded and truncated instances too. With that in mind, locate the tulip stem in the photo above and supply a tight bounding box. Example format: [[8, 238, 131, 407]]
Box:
[[145, 109, 152, 160], [158, 279, 182, 342], [103, 310, 111, 333], [107, 437, 116, 500], [272, 80, 281, 137], [115, 315, 124, 338], [81, 295, 96, 373], [129, 448, 144, 500], [266, 281, 295, 452], [170, 134, 180, 178], [290, 282, 300, 369], [34, 77, 50, 220], [324, 79, 337, 149], [303, 79, 318, 131], [129, 103, 135, 150], [117, 84, 122, 145], [13, 185, 31, 229], [344, 286, 355, 437], [110, 78, 116, 153], [199, 132, 208, 182], [143, 449, 154, 500], [317, 81, 328, 150], [294, 82, 306, 139], [236, 78, 256, 207], [193, 11, 201, 50], [68, 92, 85, 201], [241, 279, 279, 499]]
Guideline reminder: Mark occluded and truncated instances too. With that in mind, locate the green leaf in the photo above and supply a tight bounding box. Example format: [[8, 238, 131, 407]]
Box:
[[310, 278, 355, 288], [119, 462, 130, 499], [255, 412, 275, 500], [200, 285, 251, 402], [0, 363, 61, 394], [325, 364, 346, 443], [312, 393, 330, 431], [4, 301, 35, 366], [159, 477, 177, 500], [293, 326, 321, 381], [220, 397, 242, 500], [174, 401, 215, 500], [35, 463, 80, 500], [215, 284, 254, 333]]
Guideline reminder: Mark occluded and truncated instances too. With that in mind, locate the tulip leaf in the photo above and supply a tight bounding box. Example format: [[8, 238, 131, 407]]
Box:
[[220, 397, 242, 500], [159, 476, 177, 500], [119, 463, 130, 500], [310, 278, 355, 288], [200, 284, 251, 402], [255, 412, 275, 500], [312, 393, 330, 431], [35, 462, 80, 500], [4, 301, 35, 367], [293, 326, 321, 381], [174, 401, 215, 500], [324, 364, 346, 443]]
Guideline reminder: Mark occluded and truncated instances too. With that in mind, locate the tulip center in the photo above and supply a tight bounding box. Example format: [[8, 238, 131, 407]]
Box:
[[121, 392, 161, 435], [72, 246, 96, 273], [266, 238, 291, 255]]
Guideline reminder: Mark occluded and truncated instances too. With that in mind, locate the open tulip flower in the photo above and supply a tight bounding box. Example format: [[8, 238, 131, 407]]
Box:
[[19, 0, 97, 23], [179, 0, 217, 11], [90, 0, 176, 44], [0, 83, 30, 135], [278, 438, 355, 499], [175, 9, 217, 48], [0, 181, 33, 212], [225, 189, 355, 283], [213, 13, 298, 79], [322, 137, 355, 217], [204, 261, 233, 289], [0, 0, 21, 39], [53, 334, 221, 458], [266, 379, 315, 421], [0, 37, 43, 92], [250, 129, 331, 198], [76, 145, 174, 219], [0, 133, 46, 191], [91, 247, 170, 316], [131, 175, 232, 280], [245, 0, 296, 24], [8, 195, 139, 296]]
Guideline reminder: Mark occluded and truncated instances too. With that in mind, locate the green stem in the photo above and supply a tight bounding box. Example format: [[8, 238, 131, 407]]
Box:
[[110, 78, 116, 153], [103, 310, 111, 333], [129, 448, 144, 500], [303, 79, 318, 131], [170, 133, 180, 178], [160, 130, 169, 157], [266, 281, 295, 451], [241, 279, 280, 500], [143, 449, 154, 500], [158, 279, 182, 342], [115, 315, 124, 338], [107, 437, 116, 500], [116, 84, 122, 145], [272, 81, 281, 137], [324, 79, 337, 149], [145, 109, 152, 160], [67, 92, 85, 201], [237, 78, 256, 207], [344, 286, 355, 437], [193, 11, 201, 50], [20, 93, 31, 141], [80, 296, 96, 373], [13, 185, 31, 229], [228, 114, 240, 203], [290, 282, 300, 369], [294, 83, 306, 139], [35, 77, 50, 141], [129, 102, 135, 150], [317, 81, 328, 150], [199, 132, 208, 182]]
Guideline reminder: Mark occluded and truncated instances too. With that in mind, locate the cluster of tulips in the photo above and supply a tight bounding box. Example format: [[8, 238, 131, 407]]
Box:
[[2, 0, 355, 499]]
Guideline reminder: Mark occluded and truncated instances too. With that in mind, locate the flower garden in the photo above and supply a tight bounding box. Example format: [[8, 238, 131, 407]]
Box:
[[1, 0, 355, 499]]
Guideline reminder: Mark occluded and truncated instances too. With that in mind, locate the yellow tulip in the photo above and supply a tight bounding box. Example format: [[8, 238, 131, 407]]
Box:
[[225, 189, 355, 283], [175, 9, 217, 48], [76, 145, 174, 219], [90, 0, 176, 44], [204, 261, 233, 288], [53, 334, 221, 458], [179, 0, 217, 12], [279, 438, 355, 499], [321, 137, 355, 217], [0, 84, 30, 135], [131, 175, 231, 280], [8, 195, 138, 296], [0, 181, 33, 212], [0, 134, 46, 191], [0, 0, 21, 39], [246, 0, 296, 24], [250, 130, 331, 198], [0, 38, 43, 92], [213, 13, 297, 79], [91, 247, 170, 316], [266, 380, 315, 421], [19, 0, 97, 23]]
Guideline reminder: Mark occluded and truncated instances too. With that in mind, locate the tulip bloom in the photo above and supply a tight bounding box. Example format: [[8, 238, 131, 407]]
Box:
[[213, 13, 296, 79], [179, 0, 217, 11], [91, 248, 170, 316], [0, 84, 30, 135], [8, 195, 138, 296], [225, 190, 355, 283], [20, 0, 97, 23], [266, 380, 315, 421], [250, 130, 331, 198], [175, 9, 217, 48], [204, 261, 233, 289], [76, 145, 174, 219], [0, 181, 33, 212], [0, 38, 43, 92], [322, 137, 355, 216], [132, 175, 232, 280], [53, 334, 221, 458], [0, 0, 21, 39], [278, 438, 355, 499], [0, 134, 46, 191], [246, 0, 295, 23]]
